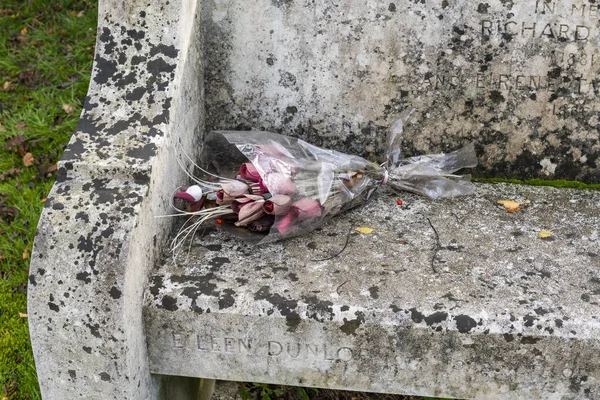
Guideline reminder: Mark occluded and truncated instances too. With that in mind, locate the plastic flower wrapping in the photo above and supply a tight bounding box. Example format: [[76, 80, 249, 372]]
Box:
[[170, 110, 477, 249]]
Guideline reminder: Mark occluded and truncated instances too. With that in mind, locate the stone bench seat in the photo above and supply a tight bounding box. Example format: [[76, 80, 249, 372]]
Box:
[[144, 184, 600, 399]]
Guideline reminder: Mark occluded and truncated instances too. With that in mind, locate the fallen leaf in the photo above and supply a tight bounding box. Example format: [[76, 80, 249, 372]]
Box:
[[22, 247, 30, 260], [20, 27, 27, 35], [62, 104, 74, 114], [13, 284, 27, 294], [15, 120, 27, 130], [0, 123, 5, 133], [77, 10, 84, 17], [23, 152, 34, 167], [3, 134, 27, 154], [19, 312, 28, 318], [0, 206, 19, 222], [497, 200, 521, 213], [355, 227, 374, 234], [2, 81, 11, 91], [41, 197, 47, 202], [0, 167, 22, 181], [538, 231, 552, 239]]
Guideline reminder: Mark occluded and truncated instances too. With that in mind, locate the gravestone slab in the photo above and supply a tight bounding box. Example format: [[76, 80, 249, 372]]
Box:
[[145, 184, 600, 399], [203, 0, 600, 181]]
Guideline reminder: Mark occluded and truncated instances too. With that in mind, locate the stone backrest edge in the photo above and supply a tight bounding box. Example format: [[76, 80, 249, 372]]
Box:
[[27, 0, 203, 398]]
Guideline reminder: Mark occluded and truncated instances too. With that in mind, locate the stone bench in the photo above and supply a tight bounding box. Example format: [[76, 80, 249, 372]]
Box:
[[146, 184, 600, 399], [28, 0, 600, 399]]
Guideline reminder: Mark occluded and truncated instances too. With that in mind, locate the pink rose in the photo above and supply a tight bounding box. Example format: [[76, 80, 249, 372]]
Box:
[[239, 162, 261, 182], [217, 180, 251, 205], [293, 198, 322, 221], [263, 195, 292, 215], [261, 172, 296, 195], [235, 200, 266, 226], [275, 198, 322, 235]]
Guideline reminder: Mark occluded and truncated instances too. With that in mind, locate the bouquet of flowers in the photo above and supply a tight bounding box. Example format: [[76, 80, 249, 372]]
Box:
[[169, 110, 477, 249]]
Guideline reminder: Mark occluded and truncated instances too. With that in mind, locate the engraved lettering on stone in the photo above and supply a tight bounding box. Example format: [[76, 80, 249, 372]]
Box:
[[192, 334, 353, 362], [337, 347, 354, 362], [173, 334, 184, 349], [268, 341, 283, 356], [287, 342, 301, 358], [197, 334, 257, 355]]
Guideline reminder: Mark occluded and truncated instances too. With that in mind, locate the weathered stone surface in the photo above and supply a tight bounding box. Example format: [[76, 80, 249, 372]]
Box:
[[27, 0, 203, 398], [203, 0, 600, 181], [145, 184, 600, 399]]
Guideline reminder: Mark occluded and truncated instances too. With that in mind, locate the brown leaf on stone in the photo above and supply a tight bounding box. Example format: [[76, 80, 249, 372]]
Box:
[[23, 152, 34, 167], [62, 104, 75, 114]]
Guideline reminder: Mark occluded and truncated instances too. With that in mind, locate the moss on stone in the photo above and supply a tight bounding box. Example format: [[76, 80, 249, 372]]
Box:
[[472, 177, 600, 190]]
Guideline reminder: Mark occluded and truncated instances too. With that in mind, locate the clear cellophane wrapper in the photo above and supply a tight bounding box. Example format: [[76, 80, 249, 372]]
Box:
[[178, 110, 477, 244]]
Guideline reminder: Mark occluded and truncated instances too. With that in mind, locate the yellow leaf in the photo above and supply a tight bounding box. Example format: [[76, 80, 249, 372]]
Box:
[[19, 312, 28, 318], [20, 27, 27, 35], [497, 200, 521, 212], [355, 227, 373, 234], [538, 231, 552, 239]]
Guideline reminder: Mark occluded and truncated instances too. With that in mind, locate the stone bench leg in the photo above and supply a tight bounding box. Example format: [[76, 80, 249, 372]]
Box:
[[27, 0, 203, 398], [157, 376, 215, 400]]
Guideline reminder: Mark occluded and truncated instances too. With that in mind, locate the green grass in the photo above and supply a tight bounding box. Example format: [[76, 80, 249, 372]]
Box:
[[0, 1, 97, 398]]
